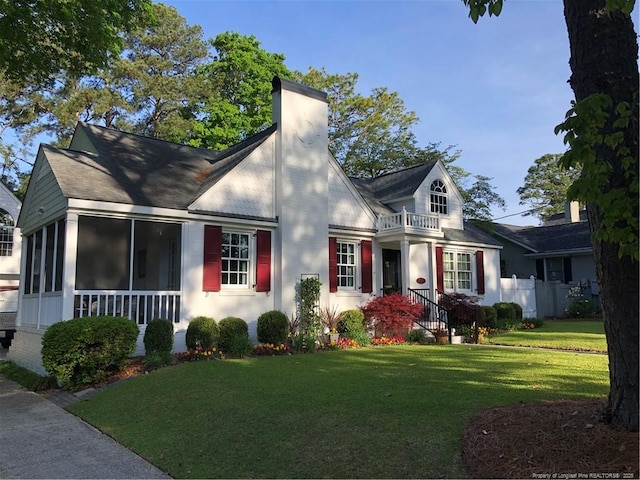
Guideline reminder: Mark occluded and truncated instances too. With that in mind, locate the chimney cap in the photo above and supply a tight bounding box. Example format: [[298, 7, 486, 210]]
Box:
[[272, 76, 328, 103]]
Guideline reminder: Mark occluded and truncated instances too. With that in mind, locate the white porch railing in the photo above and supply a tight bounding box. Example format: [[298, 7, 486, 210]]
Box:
[[377, 207, 440, 234], [74, 291, 181, 325]]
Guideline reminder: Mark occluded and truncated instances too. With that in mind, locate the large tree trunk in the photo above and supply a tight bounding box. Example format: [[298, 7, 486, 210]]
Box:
[[563, 0, 639, 429]]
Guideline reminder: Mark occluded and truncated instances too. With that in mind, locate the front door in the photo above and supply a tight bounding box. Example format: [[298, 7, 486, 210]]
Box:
[[382, 249, 401, 295]]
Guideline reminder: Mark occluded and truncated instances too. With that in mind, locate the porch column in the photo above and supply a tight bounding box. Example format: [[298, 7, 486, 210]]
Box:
[[400, 239, 410, 296], [61, 213, 79, 321]]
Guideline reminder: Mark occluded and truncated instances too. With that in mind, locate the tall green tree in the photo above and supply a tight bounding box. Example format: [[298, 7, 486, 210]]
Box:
[[190, 32, 292, 149], [0, 0, 154, 86], [464, 0, 638, 429], [119, 3, 210, 140], [295, 67, 418, 177], [18, 3, 210, 147], [517, 153, 581, 221]]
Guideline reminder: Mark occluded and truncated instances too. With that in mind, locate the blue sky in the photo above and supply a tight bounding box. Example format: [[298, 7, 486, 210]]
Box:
[[165, 0, 576, 225]]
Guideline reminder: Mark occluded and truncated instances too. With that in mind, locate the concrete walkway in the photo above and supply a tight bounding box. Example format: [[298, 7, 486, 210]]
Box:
[[0, 375, 170, 479]]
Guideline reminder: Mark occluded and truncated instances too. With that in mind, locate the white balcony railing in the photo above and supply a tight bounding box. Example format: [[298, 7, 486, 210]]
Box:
[[74, 290, 181, 325], [377, 207, 440, 235]]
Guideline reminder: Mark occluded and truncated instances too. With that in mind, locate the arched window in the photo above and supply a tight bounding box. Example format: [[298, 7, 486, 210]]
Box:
[[0, 209, 14, 256], [430, 180, 448, 214]]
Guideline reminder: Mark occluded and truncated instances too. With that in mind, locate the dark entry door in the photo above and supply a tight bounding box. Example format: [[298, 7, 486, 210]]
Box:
[[382, 249, 401, 295]]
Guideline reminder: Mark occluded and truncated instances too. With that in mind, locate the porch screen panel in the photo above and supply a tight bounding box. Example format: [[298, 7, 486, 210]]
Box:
[[55, 220, 65, 291], [76, 216, 131, 290], [133, 220, 182, 291], [44, 222, 55, 292]]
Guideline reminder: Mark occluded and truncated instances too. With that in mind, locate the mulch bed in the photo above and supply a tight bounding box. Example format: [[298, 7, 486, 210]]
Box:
[[462, 399, 639, 478]]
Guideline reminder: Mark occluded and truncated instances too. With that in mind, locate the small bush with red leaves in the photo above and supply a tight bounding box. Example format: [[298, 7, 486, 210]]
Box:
[[361, 294, 423, 337]]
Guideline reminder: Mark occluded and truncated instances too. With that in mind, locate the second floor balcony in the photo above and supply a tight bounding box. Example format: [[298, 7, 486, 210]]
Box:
[[377, 207, 443, 238]]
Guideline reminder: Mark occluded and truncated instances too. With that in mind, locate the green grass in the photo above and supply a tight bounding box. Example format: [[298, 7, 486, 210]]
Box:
[[0, 361, 55, 391], [67, 345, 608, 478], [488, 319, 606, 352]]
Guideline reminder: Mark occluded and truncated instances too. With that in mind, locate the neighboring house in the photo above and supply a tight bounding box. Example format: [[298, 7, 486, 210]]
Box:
[[9, 77, 502, 374], [490, 202, 598, 317], [0, 182, 21, 310]]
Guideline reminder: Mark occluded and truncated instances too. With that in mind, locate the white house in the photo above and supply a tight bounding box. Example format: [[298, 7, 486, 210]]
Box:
[[8, 77, 502, 374], [0, 182, 21, 347]]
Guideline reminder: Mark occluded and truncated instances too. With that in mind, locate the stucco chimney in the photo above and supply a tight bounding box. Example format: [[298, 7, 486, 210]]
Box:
[[564, 201, 580, 223]]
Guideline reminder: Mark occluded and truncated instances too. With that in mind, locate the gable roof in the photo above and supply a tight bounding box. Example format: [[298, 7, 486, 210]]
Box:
[[351, 161, 438, 203], [492, 220, 592, 254], [447, 221, 503, 248], [43, 123, 275, 210]]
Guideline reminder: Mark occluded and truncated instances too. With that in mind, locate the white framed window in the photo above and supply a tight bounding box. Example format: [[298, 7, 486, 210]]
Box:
[[221, 231, 250, 287], [0, 211, 14, 257], [337, 241, 356, 290], [430, 180, 448, 215], [443, 250, 473, 292]]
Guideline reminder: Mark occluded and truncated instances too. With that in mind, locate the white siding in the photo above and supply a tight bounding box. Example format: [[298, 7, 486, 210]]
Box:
[[414, 162, 464, 230], [190, 136, 276, 218], [328, 159, 377, 230], [179, 221, 275, 342]]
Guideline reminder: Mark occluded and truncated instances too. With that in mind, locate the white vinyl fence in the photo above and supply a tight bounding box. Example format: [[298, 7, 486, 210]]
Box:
[[500, 275, 537, 318]]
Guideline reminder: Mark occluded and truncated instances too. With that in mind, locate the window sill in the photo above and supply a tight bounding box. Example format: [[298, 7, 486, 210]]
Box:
[[335, 290, 362, 297]]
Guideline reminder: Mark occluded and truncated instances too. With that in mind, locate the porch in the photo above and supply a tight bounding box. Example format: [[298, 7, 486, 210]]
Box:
[[376, 207, 443, 238]]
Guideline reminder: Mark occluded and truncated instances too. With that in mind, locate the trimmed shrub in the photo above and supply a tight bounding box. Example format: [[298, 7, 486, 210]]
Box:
[[337, 309, 366, 339], [567, 298, 594, 318], [41, 316, 139, 390], [405, 329, 427, 343], [257, 310, 288, 345], [361, 293, 422, 337], [185, 316, 219, 350], [218, 316, 249, 353], [493, 302, 516, 320], [509, 302, 523, 320], [144, 318, 174, 355], [481, 306, 498, 328]]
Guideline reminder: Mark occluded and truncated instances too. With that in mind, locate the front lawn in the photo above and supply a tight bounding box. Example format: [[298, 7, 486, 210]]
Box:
[[68, 345, 608, 478], [487, 319, 606, 352]]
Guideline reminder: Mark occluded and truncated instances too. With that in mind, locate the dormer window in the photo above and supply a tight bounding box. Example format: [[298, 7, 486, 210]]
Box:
[[430, 180, 448, 215]]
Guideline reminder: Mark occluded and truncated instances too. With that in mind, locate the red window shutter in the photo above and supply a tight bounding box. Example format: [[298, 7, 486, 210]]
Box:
[[203, 225, 222, 292], [256, 230, 271, 292], [476, 250, 485, 295], [435, 246, 444, 292], [361, 240, 373, 293], [329, 237, 337, 293]]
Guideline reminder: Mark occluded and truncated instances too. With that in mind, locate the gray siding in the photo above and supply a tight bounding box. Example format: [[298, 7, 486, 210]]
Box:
[[21, 159, 67, 234]]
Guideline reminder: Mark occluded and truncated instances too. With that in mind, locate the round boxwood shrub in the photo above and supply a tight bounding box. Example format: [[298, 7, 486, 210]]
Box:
[[257, 310, 288, 345], [493, 302, 518, 330], [218, 316, 249, 353], [509, 302, 523, 320], [481, 306, 498, 328], [144, 318, 174, 355], [185, 316, 219, 350], [337, 309, 366, 339], [41, 316, 139, 390]]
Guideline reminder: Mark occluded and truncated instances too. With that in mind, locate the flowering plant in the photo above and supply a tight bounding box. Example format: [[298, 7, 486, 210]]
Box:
[[176, 347, 223, 362], [371, 335, 406, 346], [252, 343, 292, 356]]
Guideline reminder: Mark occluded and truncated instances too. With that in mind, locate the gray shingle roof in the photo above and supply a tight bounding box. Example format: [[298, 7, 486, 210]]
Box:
[[446, 222, 503, 247], [492, 221, 592, 253], [45, 123, 274, 210], [351, 161, 437, 203]]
